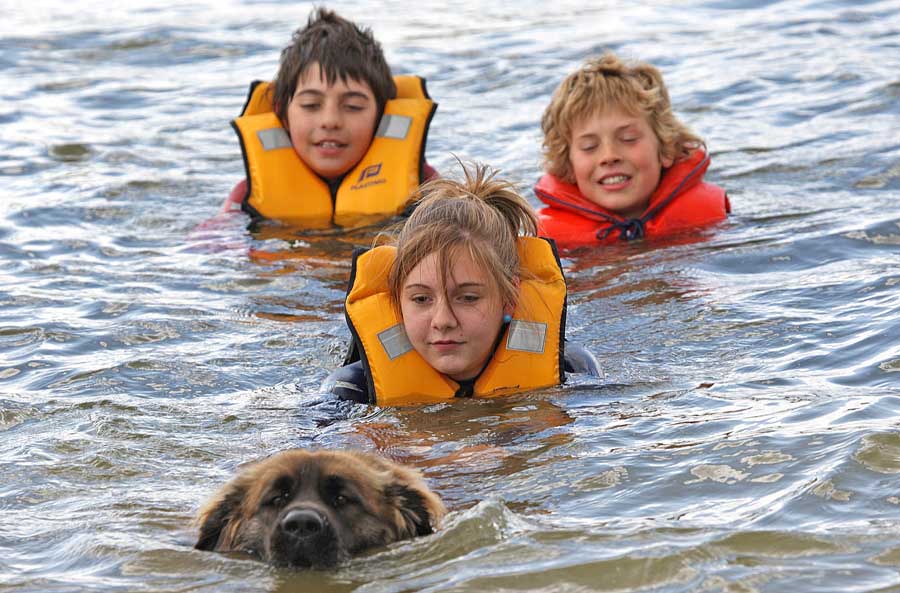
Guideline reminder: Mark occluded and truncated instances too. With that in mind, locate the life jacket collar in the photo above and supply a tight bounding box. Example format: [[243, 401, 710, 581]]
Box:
[[233, 75, 436, 228], [534, 148, 729, 246]]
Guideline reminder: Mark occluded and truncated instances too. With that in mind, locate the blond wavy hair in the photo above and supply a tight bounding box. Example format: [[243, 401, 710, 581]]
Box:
[[386, 162, 538, 312], [541, 52, 704, 183]]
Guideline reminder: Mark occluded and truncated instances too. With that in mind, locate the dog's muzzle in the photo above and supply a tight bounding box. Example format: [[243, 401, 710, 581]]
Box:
[[272, 507, 341, 568], [281, 508, 326, 540]]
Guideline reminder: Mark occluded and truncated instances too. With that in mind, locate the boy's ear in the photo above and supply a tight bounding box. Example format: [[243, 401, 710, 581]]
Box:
[[660, 151, 674, 168]]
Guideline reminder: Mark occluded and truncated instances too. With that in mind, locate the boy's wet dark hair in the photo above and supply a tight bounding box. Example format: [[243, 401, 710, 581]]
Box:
[[272, 8, 396, 127]]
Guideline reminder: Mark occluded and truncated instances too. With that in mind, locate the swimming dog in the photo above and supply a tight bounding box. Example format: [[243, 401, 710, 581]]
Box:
[[194, 449, 446, 568]]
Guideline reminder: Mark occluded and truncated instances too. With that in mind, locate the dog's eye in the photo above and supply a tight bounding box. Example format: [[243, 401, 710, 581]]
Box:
[[333, 494, 349, 507], [266, 491, 289, 508]]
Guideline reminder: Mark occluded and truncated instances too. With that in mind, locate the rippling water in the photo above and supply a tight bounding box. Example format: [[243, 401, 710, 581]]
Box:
[[2, 1, 899, 591]]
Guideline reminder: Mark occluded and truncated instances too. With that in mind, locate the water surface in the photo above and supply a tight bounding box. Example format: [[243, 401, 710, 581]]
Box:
[[2, 1, 899, 592]]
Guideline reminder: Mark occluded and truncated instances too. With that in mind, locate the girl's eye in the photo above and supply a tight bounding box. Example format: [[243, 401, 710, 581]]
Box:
[[344, 104, 365, 112], [410, 295, 430, 305], [300, 103, 320, 111], [458, 294, 481, 304]]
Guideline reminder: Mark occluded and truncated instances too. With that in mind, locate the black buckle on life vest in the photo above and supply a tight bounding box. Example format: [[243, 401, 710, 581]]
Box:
[[620, 219, 646, 240], [454, 381, 475, 398], [596, 218, 646, 242]]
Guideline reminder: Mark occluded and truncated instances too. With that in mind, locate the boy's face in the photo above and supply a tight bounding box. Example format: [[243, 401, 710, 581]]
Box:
[[287, 63, 379, 180], [568, 107, 673, 219]]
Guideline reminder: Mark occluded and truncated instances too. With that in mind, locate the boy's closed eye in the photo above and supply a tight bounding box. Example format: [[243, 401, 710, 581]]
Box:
[[340, 91, 372, 109], [343, 101, 367, 112], [295, 90, 323, 109]]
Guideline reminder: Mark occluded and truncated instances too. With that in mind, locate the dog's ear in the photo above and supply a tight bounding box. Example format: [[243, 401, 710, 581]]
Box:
[[386, 482, 447, 538], [194, 485, 246, 551]]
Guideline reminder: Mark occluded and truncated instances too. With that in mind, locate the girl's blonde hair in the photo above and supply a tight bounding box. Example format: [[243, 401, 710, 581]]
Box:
[[387, 162, 538, 311], [541, 52, 704, 183]]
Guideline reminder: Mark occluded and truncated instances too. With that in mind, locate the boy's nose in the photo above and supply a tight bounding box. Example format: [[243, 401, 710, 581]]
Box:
[[320, 104, 342, 128], [597, 147, 621, 166]]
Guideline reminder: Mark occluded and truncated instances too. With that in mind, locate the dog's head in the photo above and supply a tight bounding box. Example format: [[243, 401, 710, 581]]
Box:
[[194, 449, 446, 568]]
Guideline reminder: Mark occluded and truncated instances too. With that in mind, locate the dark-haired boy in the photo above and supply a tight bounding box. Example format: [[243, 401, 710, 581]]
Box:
[[221, 8, 437, 228]]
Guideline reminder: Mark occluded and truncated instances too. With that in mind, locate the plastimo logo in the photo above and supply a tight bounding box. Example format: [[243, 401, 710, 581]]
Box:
[[357, 163, 382, 182], [351, 162, 387, 191]]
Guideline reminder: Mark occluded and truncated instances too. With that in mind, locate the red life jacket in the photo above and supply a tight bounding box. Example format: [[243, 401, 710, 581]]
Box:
[[534, 150, 730, 248]]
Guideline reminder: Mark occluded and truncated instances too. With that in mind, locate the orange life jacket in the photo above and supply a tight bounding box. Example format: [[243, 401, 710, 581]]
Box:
[[344, 237, 567, 406], [232, 76, 436, 228], [534, 149, 729, 248]]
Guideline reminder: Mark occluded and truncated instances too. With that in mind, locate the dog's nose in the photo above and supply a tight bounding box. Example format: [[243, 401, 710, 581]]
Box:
[[280, 509, 326, 539]]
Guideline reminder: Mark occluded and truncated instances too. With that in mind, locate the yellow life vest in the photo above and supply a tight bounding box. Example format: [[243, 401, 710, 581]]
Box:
[[344, 237, 567, 406], [232, 76, 436, 228]]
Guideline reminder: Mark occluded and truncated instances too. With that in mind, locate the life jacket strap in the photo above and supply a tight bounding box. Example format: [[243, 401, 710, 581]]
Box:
[[596, 217, 646, 241]]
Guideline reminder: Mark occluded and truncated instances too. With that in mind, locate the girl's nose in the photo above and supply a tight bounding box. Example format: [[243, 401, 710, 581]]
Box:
[[431, 297, 458, 330]]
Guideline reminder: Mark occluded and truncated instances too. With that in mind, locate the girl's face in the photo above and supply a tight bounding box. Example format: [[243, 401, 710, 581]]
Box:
[[400, 250, 511, 382], [568, 107, 673, 219], [286, 63, 379, 180]]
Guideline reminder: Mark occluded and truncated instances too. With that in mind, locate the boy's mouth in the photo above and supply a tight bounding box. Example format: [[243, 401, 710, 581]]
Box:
[[315, 140, 347, 149], [599, 174, 630, 186]]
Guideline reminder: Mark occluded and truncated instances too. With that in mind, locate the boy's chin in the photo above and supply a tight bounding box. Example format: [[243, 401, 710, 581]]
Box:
[[301, 151, 358, 180], [588, 197, 648, 219], [309, 164, 352, 181]]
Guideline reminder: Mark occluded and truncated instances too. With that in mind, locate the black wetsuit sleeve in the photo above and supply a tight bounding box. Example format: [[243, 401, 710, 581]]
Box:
[[563, 342, 602, 377], [320, 361, 369, 404]]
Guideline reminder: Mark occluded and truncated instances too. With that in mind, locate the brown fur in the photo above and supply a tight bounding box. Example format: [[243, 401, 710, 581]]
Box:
[[194, 449, 446, 568]]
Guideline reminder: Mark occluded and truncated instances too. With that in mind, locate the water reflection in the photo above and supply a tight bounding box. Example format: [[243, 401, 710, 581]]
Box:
[[3, 0, 900, 591]]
